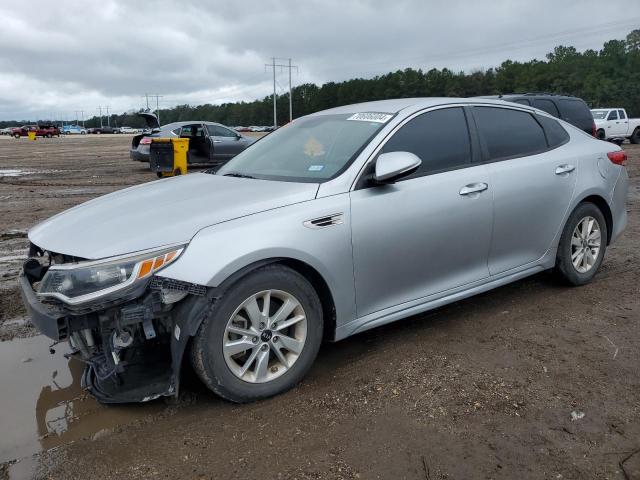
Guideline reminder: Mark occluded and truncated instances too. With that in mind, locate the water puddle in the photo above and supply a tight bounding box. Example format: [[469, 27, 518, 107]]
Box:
[[0, 335, 164, 474], [0, 170, 32, 178]]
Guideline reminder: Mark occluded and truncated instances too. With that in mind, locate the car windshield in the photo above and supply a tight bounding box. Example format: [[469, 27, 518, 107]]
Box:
[[591, 110, 607, 119], [215, 113, 390, 182]]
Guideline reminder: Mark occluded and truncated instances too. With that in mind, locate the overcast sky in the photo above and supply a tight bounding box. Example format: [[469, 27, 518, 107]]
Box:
[[0, 0, 638, 121]]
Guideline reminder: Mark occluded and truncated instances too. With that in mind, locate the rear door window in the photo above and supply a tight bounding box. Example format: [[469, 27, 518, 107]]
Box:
[[473, 107, 548, 161], [514, 99, 531, 106], [618, 110, 626, 119], [532, 99, 560, 118], [381, 107, 472, 177], [210, 125, 238, 137], [557, 99, 593, 128]]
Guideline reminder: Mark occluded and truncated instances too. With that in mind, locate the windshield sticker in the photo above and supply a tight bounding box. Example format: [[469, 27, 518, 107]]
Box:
[[308, 165, 324, 172], [304, 137, 325, 157], [347, 112, 393, 123]]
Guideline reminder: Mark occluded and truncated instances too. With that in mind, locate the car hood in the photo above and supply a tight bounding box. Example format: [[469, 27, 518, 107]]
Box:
[[29, 173, 319, 259]]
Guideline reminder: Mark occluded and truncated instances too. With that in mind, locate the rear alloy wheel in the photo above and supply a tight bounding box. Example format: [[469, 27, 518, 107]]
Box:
[[191, 265, 323, 402], [570, 216, 601, 273], [13, 133, 20, 139], [556, 202, 607, 285], [631, 128, 640, 145], [596, 129, 606, 140]]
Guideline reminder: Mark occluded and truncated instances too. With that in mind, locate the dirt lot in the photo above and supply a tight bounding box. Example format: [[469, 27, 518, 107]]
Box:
[[0, 135, 639, 480]]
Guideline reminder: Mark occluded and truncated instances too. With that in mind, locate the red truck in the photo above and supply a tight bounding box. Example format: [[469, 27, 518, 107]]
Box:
[[11, 125, 61, 138]]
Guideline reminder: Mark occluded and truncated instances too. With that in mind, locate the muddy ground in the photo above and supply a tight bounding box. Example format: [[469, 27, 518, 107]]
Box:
[[0, 135, 638, 480]]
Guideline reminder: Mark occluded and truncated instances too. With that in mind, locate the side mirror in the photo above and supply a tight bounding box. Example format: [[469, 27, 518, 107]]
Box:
[[373, 151, 422, 184]]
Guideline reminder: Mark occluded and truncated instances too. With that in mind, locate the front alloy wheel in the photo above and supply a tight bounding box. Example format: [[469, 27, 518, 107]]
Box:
[[191, 265, 323, 403], [223, 290, 307, 383]]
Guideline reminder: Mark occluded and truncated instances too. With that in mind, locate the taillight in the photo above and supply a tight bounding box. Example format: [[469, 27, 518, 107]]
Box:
[[140, 137, 152, 145], [607, 151, 627, 165], [592, 121, 597, 137]]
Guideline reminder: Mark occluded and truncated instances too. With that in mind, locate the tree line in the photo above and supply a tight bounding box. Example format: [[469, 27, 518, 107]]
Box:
[[2, 29, 639, 129]]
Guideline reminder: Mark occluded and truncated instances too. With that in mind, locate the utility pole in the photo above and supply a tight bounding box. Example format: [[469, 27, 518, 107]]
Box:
[[271, 57, 276, 128], [265, 58, 298, 127], [288, 58, 293, 122], [75, 110, 85, 128], [105, 105, 111, 127], [98, 106, 103, 127], [144, 94, 163, 125]]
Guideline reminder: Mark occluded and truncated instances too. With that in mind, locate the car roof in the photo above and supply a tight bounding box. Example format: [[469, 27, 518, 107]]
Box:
[[310, 97, 533, 116], [161, 121, 226, 129], [479, 93, 585, 102]]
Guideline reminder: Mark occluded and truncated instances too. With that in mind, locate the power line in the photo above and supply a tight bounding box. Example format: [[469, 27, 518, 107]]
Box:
[[318, 16, 640, 76]]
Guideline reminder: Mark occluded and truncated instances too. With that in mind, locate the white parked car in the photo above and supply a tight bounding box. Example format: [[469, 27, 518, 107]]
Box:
[[119, 126, 139, 134], [591, 108, 640, 143]]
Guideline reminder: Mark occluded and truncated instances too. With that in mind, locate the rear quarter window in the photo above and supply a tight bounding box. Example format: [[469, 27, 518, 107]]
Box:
[[535, 114, 570, 148], [473, 107, 548, 161]]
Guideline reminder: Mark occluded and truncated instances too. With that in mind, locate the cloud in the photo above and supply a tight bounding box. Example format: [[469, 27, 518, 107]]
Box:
[[0, 0, 636, 120]]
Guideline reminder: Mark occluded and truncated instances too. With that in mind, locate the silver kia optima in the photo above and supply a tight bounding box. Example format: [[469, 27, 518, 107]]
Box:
[[20, 98, 628, 403]]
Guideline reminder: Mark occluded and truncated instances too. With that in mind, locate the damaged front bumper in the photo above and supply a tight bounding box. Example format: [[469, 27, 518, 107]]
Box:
[[19, 259, 211, 404]]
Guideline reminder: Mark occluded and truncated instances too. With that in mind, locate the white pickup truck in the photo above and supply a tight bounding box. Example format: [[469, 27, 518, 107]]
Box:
[[591, 108, 640, 143]]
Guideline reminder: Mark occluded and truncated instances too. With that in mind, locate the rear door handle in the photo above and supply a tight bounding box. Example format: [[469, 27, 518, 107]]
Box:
[[555, 164, 575, 175], [459, 182, 488, 195]]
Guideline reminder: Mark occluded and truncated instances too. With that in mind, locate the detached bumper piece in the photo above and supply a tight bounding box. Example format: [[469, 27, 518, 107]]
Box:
[[19, 272, 68, 340], [18, 256, 205, 404], [81, 345, 174, 404]]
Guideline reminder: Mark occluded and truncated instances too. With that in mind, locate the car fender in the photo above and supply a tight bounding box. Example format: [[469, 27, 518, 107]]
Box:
[[158, 193, 356, 331], [551, 141, 623, 251]]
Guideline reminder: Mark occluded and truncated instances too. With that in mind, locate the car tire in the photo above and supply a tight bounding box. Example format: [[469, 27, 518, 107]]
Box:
[[46, 133, 52, 138], [555, 202, 607, 286], [630, 128, 640, 145], [190, 264, 323, 403], [596, 129, 606, 140], [13, 133, 20, 139]]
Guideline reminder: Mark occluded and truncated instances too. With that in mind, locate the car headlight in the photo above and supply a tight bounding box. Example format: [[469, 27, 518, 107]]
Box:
[[37, 245, 185, 305]]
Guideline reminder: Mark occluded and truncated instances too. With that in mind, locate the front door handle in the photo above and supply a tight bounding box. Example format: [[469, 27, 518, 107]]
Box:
[[212, 139, 222, 143], [555, 164, 575, 175], [459, 182, 488, 195]]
